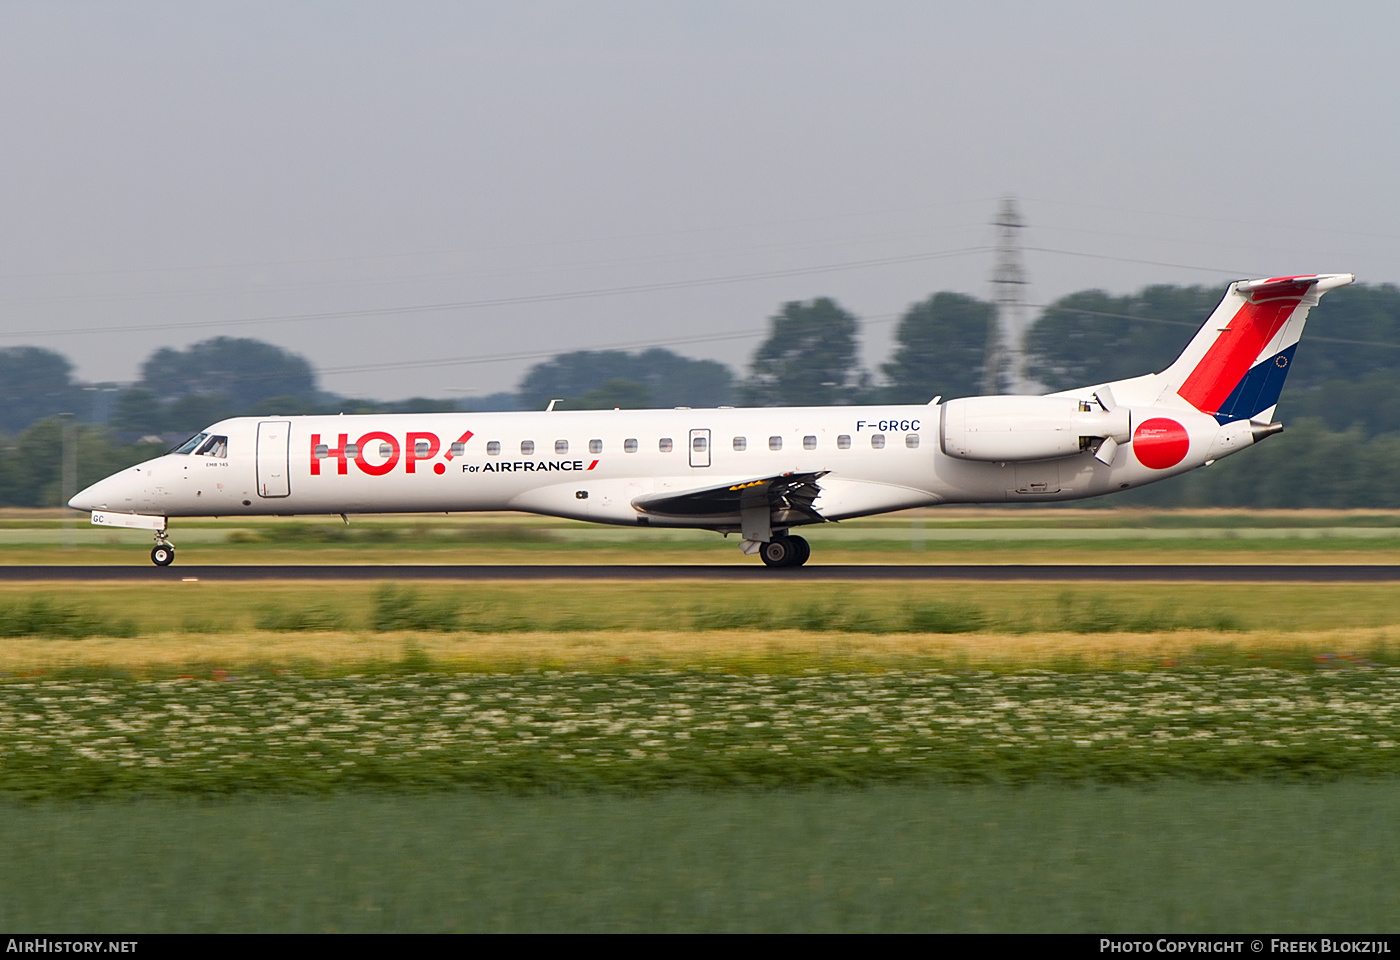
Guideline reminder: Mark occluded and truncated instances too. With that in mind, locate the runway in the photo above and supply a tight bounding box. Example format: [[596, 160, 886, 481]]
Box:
[[2, 564, 1399, 581]]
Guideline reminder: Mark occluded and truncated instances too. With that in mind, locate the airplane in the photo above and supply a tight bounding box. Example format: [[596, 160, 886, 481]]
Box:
[[69, 273, 1353, 567]]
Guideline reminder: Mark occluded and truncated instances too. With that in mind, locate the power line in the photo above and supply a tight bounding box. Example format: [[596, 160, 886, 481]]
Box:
[[0, 245, 991, 341], [1022, 246, 1256, 277], [85, 311, 909, 386], [0, 197, 998, 284], [1034, 304, 1400, 349]]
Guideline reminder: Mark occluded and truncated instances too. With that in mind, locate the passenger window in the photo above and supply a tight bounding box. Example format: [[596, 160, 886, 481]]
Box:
[[415, 440, 432, 456], [379, 443, 394, 457], [837, 435, 851, 449], [521, 440, 535, 455], [659, 438, 674, 453], [733, 436, 746, 451], [624, 438, 638, 453], [313, 444, 329, 459], [871, 434, 886, 449], [345, 443, 360, 458], [906, 433, 920, 449], [555, 440, 569, 455], [769, 436, 782, 451], [803, 435, 817, 450], [487, 441, 501, 456], [589, 439, 603, 454], [450, 441, 467, 457]]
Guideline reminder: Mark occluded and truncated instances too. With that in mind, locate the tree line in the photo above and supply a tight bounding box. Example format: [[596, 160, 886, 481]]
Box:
[[4, 281, 1400, 508]]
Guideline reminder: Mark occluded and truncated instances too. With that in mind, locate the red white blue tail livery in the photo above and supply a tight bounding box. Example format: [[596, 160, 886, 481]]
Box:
[[71, 273, 1354, 567]]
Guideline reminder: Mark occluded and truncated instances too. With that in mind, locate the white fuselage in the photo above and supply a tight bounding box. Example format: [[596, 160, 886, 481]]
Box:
[[69, 273, 1351, 566], [69, 399, 1243, 531]]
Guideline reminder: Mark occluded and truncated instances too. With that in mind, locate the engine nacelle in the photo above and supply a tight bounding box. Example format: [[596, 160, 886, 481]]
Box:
[[940, 395, 1131, 462]]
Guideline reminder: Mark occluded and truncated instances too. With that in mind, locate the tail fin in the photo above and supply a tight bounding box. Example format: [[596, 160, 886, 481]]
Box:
[[1157, 273, 1353, 424]]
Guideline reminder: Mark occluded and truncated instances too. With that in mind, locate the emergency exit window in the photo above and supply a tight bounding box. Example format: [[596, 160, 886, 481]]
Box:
[[837, 435, 851, 449], [803, 435, 817, 450]]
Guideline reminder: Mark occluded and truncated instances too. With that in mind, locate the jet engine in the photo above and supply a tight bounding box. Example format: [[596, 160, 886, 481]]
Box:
[[939, 393, 1131, 463]]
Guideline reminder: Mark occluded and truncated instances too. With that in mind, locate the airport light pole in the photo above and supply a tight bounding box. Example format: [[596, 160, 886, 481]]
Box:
[[61, 412, 76, 551]]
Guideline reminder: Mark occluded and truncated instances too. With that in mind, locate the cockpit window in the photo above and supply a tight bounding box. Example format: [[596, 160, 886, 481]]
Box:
[[171, 433, 208, 455], [195, 435, 229, 459]]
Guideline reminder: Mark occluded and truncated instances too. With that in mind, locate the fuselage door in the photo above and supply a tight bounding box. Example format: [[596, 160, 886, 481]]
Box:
[[256, 420, 292, 498], [689, 428, 711, 468]]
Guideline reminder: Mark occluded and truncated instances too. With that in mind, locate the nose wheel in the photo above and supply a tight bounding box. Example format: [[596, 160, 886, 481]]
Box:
[[150, 534, 175, 567]]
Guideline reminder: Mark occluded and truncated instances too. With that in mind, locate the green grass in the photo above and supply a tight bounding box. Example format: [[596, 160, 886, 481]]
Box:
[[0, 596, 137, 639], [2, 784, 1397, 932], [0, 581, 1387, 639], [11, 507, 1400, 564], [4, 667, 1399, 799]]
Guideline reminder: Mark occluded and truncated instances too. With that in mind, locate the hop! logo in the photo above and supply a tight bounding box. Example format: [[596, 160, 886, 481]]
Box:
[[310, 431, 473, 477]]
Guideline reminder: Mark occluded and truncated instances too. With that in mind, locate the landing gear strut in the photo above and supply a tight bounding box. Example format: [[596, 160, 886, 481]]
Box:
[[759, 535, 810, 568], [150, 531, 175, 567]]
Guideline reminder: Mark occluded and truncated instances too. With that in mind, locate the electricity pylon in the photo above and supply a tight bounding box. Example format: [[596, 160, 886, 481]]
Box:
[[981, 197, 1033, 394]]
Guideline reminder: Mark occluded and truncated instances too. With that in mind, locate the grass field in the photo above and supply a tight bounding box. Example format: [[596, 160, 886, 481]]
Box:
[[2, 512, 1397, 930], [10, 506, 1400, 564], [2, 579, 1398, 796], [5, 666, 1398, 799], [0, 579, 1397, 673], [3, 785, 1398, 932]]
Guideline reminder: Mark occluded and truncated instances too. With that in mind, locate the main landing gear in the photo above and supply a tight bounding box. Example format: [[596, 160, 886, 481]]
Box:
[[759, 535, 810, 568], [150, 531, 175, 567]]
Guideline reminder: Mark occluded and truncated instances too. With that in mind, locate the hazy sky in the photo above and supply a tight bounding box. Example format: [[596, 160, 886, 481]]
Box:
[[2, 2, 1397, 401]]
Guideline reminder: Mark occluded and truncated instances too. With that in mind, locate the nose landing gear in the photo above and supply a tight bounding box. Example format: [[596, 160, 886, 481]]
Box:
[[150, 531, 175, 567]]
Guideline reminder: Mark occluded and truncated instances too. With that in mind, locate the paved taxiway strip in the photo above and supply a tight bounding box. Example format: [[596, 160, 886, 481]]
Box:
[[1, 565, 1399, 581]]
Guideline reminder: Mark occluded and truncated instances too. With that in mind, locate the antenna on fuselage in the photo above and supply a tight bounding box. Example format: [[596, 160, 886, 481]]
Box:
[[545, 399, 561, 411]]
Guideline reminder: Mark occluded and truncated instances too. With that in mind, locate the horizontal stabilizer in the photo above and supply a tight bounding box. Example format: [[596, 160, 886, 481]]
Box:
[[1236, 274, 1354, 301]]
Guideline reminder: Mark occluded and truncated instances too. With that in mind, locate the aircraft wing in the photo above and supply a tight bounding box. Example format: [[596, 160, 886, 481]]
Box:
[[631, 471, 830, 524]]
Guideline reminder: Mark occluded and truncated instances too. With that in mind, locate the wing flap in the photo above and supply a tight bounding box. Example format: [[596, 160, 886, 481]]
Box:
[[632, 471, 830, 523]]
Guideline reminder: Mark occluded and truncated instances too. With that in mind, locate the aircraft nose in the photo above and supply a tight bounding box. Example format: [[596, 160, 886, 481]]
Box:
[[68, 480, 105, 512], [69, 470, 137, 512]]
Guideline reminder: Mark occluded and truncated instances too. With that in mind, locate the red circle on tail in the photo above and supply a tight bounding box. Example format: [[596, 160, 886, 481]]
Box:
[[1133, 418, 1190, 469]]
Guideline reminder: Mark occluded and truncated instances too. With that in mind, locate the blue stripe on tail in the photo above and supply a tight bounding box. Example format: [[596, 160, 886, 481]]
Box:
[[1211, 344, 1297, 424]]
